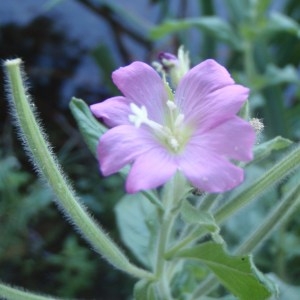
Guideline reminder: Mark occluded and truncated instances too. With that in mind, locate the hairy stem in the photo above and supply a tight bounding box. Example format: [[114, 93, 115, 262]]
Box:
[[3, 58, 153, 280]]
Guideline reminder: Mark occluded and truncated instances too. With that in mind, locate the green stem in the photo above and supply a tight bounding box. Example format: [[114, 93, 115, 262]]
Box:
[[214, 145, 300, 224], [3, 58, 153, 280], [243, 40, 257, 86], [192, 180, 300, 298], [236, 183, 300, 255], [154, 213, 175, 300], [166, 145, 300, 258], [0, 282, 62, 300], [153, 174, 187, 299], [198, 193, 222, 211]]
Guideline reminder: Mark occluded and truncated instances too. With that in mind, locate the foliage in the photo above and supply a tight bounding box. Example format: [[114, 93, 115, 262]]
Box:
[[1, 0, 300, 299]]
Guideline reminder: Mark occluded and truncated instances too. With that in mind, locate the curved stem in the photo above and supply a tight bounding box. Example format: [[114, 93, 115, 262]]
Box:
[[154, 213, 175, 300], [0, 281, 62, 300], [3, 59, 153, 280], [153, 174, 187, 299]]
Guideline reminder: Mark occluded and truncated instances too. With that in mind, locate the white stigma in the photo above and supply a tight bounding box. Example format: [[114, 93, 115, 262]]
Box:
[[128, 103, 148, 128], [169, 137, 180, 151], [174, 113, 184, 127], [128, 102, 187, 152]]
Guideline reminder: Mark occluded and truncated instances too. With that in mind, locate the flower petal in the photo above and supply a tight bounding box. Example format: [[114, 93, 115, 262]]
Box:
[[90, 96, 131, 127], [175, 59, 249, 130], [178, 145, 244, 193], [176, 59, 234, 104], [126, 147, 177, 193], [112, 61, 168, 122], [185, 85, 249, 132], [98, 125, 156, 175], [192, 116, 255, 161]]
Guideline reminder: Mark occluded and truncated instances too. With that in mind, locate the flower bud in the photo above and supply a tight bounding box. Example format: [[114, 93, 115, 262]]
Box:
[[155, 46, 190, 87]]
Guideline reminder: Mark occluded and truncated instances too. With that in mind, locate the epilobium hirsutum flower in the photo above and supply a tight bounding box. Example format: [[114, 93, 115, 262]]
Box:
[[91, 59, 255, 193]]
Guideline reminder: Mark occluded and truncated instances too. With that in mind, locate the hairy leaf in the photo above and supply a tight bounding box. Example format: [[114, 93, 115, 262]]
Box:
[[69, 97, 106, 156], [176, 242, 277, 300], [150, 17, 240, 49], [115, 193, 159, 267]]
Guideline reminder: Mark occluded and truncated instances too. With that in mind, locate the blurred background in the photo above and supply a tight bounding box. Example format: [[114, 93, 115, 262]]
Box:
[[1, 0, 300, 299]]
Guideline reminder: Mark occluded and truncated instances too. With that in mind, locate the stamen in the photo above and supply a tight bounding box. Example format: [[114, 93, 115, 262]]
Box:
[[128, 103, 166, 136], [167, 100, 177, 110], [174, 113, 184, 127], [128, 102, 187, 153]]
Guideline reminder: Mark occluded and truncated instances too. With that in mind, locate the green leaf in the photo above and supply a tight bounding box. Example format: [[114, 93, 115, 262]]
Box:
[[238, 100, 249, 120], [150, 17, 240, 49], [254, 136, 293, 162], [92, 44, 118, 93], [171, 261, 209, 297], [134, 279, 156, 300], [176, 242, 276, 300], [264, 64, 299, 86], [69, 97, 106, 156], [253, 65, 299, 90], [180, 200, 219, 233], [114, 193, 159, 268], [267, 12, 300, 36]]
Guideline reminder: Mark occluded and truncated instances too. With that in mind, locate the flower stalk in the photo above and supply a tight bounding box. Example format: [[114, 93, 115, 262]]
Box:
[[3, 58, 153, 280], [153, 173, 188, 299]]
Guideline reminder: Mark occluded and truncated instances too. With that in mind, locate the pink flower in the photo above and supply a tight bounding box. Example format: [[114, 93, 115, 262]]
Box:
[[91, 59, 255, 193]]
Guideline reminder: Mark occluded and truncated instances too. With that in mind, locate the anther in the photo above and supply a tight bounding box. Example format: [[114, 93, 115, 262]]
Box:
[[167, 100, 177, 110], [174, 113, 184, 127]]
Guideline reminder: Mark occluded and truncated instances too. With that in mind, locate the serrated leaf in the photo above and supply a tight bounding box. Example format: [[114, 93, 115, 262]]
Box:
[[176, 242, 276, 300], [254, 136, 293, 162], [114, 193, 159, 267], [69, 97, 106, 156], [180, 200, 219, 233], [150, 17, 240, 49], [134, 279, 156, 300]]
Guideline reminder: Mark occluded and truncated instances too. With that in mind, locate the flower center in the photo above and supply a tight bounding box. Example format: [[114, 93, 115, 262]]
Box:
[[128, 102, 188, 152]]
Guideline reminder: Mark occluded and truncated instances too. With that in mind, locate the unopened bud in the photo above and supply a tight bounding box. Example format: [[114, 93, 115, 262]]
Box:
[[154, 46, 190, 88]]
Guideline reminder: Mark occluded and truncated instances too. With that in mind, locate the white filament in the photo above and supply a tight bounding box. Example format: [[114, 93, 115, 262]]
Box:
[[128, 102, 185, 152]]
